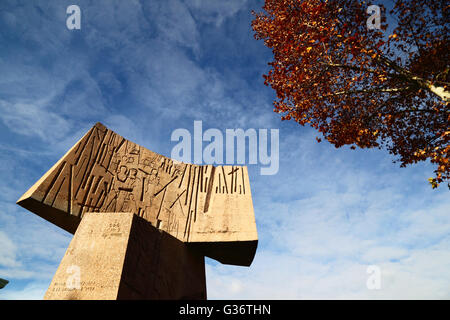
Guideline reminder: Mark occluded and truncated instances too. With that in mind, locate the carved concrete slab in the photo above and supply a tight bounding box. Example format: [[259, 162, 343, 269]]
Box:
[[44, 212, 207, 300], [17, 122, 258, 266]]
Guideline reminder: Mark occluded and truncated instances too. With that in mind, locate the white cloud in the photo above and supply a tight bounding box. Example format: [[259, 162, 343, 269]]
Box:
[[361, 246, 409, 264], [186, 0, 249, 27], [0, 269, 34, 280], [0, 282, 48, 300], [151, 0, 200, 53], [206, 240, 450, 299], [0, 101, 72, 143], [0, 231, 19, 268]]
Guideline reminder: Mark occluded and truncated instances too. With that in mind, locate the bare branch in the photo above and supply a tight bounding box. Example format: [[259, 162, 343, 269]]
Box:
[[320, 62, 380, 74], [322, 86, 412, 98]]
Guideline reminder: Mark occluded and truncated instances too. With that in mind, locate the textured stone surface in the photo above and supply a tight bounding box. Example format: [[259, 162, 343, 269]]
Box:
[[17, 122, 257, 266], [45, 212, 206, 300]]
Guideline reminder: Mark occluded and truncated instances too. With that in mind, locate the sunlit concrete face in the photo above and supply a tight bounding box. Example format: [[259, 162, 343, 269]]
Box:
[[17, 122, 258, 299], [44, 212, 207, 300]]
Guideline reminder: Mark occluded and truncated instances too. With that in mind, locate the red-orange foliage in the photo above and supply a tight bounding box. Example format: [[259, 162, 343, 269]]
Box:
[[252, 0, 449, 188]]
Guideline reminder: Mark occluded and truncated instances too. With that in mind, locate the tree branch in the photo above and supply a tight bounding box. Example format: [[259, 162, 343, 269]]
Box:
[[374, 54, 450, 101], [319, 62, 380, 74], [322, 86, 412, 98]]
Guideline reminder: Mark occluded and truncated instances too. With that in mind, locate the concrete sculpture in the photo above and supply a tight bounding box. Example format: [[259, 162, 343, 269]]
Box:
[[17, 123, 258, 299]]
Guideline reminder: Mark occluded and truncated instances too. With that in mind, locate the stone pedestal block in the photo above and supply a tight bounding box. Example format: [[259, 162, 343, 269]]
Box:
[[44, 212, 206, 300]]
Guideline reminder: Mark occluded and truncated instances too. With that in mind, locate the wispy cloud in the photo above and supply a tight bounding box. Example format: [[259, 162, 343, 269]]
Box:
[[0, 101, 72, 143], [0, 231, 19, 268], [187, 0, 249, 27], [0, 282, 48, 300]]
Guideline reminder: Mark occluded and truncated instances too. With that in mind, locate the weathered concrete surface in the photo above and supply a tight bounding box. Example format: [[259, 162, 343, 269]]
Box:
[[45, 212, 206, 300]]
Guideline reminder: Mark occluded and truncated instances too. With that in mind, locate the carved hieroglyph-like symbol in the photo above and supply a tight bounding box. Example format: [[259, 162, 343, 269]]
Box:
[[102, 221, 122, 239]]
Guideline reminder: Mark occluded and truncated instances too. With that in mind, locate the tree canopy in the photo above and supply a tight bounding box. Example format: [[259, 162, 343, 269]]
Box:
[[252, 0, 449, 188]]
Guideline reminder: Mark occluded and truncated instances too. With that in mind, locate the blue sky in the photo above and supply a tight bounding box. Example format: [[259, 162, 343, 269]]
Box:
[[0, 0, 449, 299]]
